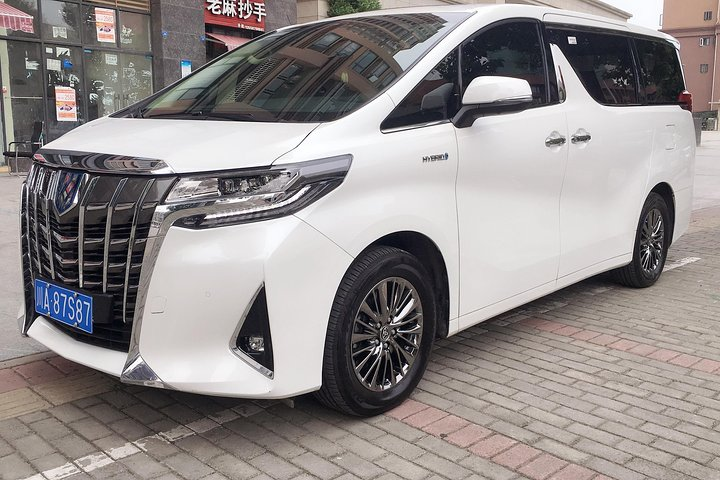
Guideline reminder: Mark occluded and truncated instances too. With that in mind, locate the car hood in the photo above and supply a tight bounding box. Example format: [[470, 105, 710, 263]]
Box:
[[41, 117, 321, 174]]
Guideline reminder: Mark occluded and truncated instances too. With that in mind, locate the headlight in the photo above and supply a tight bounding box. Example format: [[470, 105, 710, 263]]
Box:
[[164, 154, 352, 228]]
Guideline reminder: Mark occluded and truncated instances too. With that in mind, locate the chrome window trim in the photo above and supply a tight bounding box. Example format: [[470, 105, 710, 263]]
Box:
[[380, 119, 452, 134]]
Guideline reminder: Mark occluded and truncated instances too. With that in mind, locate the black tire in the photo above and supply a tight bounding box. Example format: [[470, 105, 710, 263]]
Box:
[[315, 246, 436, 416], [612, 192, 671, 288]]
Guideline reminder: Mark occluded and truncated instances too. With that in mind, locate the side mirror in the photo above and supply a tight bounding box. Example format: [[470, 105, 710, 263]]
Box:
[[453, 76, 534, 128]]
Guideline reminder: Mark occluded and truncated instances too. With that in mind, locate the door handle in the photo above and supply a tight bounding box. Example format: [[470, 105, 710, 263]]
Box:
[[545, 131, 567, 148], [571, 129, 592, 144]]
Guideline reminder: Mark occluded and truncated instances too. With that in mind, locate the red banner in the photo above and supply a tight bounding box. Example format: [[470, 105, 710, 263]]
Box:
[[204, 0, 265, 32]]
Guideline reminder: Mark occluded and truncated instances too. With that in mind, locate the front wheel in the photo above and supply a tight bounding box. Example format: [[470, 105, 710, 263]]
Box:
[[613, 192, 670, 288], [315, 246, 436, 416]]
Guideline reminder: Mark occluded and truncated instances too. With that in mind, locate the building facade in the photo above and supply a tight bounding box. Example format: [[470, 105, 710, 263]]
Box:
[[0, 0, 296, 152], [662, 0, 719, 113]]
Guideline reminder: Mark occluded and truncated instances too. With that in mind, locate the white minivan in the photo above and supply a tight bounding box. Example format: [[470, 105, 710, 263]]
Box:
[[19, 5, 695, 415]]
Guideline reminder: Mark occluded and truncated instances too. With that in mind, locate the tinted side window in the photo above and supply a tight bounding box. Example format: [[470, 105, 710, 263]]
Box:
[[381, 50, 459, 130], [548, 29, 638, 105], [461, 22, 547, 106], [635, 39, 685, 104]]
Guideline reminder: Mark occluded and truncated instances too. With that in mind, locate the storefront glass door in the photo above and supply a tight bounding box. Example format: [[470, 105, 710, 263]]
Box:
[[0, 39, 44, 147], [44, 43, 84, 140]]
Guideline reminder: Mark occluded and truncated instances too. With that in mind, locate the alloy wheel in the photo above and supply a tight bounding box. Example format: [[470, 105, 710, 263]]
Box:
[[639, 208, 664, 274], [350, 277, 424, 392]]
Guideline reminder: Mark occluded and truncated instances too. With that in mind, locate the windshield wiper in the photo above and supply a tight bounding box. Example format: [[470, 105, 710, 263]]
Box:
[[139, 110, 258, 121], [202, 112, 257, 121], [140, 110, 207, 119]]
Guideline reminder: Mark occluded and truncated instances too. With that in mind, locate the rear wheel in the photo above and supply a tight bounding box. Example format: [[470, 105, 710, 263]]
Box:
[[613, 192, 670, 288], [316, 246, 436, 416]]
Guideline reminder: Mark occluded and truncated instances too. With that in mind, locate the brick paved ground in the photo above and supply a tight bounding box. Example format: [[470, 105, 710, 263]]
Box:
[[0, 205, 718, 480]]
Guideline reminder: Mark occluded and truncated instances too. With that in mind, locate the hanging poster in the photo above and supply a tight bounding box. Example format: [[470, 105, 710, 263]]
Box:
[[95, 8, 116, 43], [55, 86, 78, 122]]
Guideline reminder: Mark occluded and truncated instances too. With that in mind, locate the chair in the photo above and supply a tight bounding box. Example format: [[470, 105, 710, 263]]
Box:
[[3, 121, 44, 175]]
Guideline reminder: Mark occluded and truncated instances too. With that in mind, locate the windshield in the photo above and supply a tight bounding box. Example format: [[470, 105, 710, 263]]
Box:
[[129, 13, 471, 123]]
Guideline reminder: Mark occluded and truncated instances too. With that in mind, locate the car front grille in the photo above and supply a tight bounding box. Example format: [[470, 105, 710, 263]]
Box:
[[21, 163, 175, 351]]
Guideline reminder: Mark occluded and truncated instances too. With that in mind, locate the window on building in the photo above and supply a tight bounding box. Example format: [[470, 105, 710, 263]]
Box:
[[119, 11, 151, 51], [461, 21, 549, 106], [41, 0, 81, 43], [701, 37, 712, 46], [705, 11, 713, 21], [0, 39, 43, 146], [81, 5, 118, 48], [548, 29, 638, 105], [44, 44, 85, 140], [635, 39, 685, 104], [381, 50, 459, 130], [701, 63, 710, 74]]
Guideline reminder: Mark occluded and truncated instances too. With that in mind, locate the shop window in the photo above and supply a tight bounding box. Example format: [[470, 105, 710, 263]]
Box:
[[41, 0, 81, 43], [44, 44, 84, 140], [0, 40, 44, 146], [84, 49, 152, 121], [0, 0, 39, 38], [81, 4, 118, 48], [119, 11, 150, 52]]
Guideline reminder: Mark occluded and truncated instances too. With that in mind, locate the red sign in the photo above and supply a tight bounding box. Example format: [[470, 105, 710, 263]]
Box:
[[205, 0, 265, 32]]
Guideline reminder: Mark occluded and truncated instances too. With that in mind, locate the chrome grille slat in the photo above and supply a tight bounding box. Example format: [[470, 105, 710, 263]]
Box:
[[44, 170, 60, 280], [52, 231, 78, 244], [78, 177, 98, 289], [86, 204, 108, 211], [32, 168, 44, 274], [23, 164, 175, 352], [123, 180, 154, 323], [23, 174, 32, 280], [103, 179, 128, 293]]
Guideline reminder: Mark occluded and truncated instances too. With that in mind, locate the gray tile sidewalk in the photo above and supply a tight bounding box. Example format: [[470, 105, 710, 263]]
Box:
[[0, 131, 719, 479]]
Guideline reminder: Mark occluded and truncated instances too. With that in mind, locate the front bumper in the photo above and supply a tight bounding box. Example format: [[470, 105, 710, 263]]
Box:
[[24, 215, 353, 398]]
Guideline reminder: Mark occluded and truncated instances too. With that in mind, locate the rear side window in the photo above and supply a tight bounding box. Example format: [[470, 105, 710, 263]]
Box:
[[548, 29, 638, 105], [635, 39, 685, 105]]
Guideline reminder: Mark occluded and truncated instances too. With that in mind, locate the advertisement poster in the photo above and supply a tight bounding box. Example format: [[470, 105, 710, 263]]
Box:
[[95, 7, 116, 43], [55, 86, 77, 122]]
